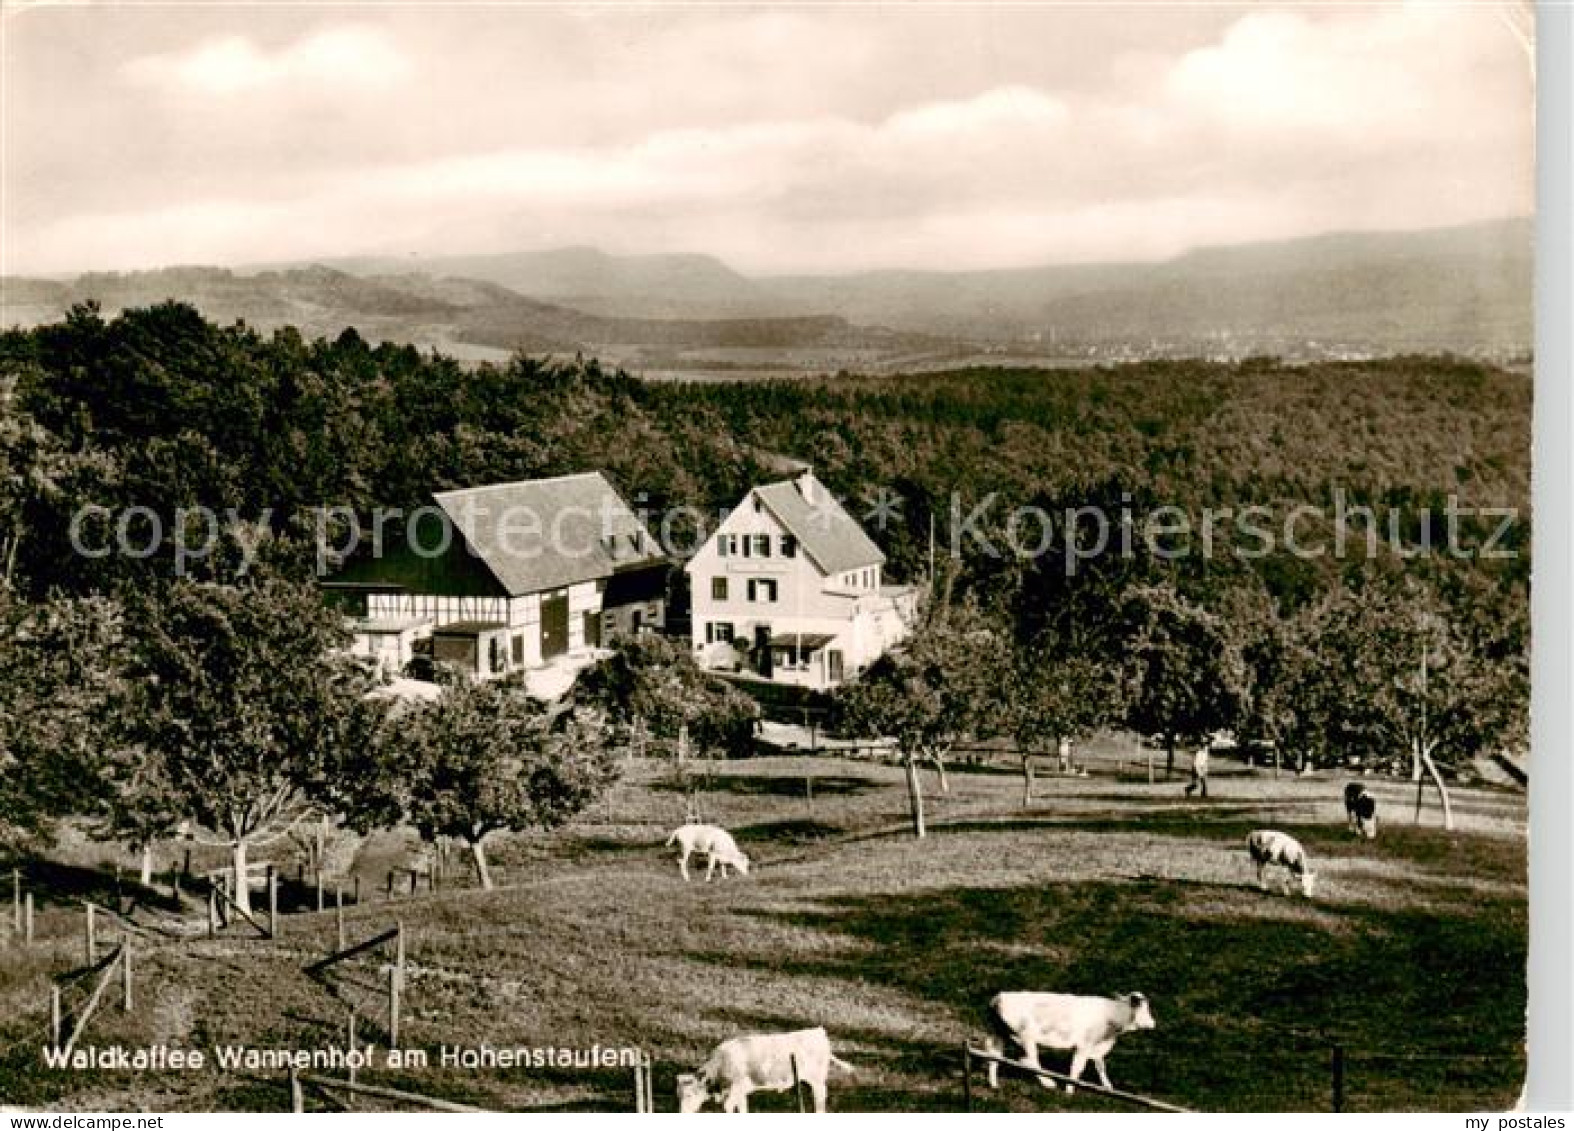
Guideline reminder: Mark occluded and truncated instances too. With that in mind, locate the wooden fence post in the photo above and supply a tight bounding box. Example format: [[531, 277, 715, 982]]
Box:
[[347, 1008, 358, 1108], [316, 870, 324, 913], [50, 984, 61, 1049], [387, 963, 401, 1048], [633, 1058, 645, 1112], [335, 886, 345, 951], [12, 868, 19, 934], [1331, 1045, 1345, 1112], [290, 1063, 304, 1112], [24, 891, 34, 944], [396, 920, 406, 997], [85, 903, 96, 965], [267, 866, 278, 939], [121, 940, 132, 1012]]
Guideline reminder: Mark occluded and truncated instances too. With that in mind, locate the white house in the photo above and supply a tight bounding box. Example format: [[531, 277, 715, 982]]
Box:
[[323, 472, 668, 679], [686, 469, 915, 691]]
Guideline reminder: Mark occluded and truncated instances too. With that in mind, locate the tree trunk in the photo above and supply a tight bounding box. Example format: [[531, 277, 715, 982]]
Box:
[[929, 751, 949, 795], [1165, 735, 1176, 779], [231, 838, 250, 916], [1147, 743, 1156, 785], [903, 757, 927, 839], [1421, 750, 1455, 831], [1413, 741, 1455, 831], [1022, 754, 1035, 808], [470, 837, 494, 891], [138, 844, 154, 888]]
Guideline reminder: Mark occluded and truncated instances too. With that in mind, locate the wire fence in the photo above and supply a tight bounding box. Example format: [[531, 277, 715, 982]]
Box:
[[966, 1040, 1523, 1113]]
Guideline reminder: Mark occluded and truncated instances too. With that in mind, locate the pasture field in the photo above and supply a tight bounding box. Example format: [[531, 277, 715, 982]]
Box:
[[0, 750, 1527, 1113]]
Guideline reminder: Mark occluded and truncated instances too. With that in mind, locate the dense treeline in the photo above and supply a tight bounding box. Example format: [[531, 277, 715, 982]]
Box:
[[0, 302, 1532, 849]]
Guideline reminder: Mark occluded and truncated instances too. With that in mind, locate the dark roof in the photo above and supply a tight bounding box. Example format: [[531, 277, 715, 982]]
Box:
[[752, 473, 884, 575], [323, 531, 509, 598], [432, 473, 666, 597]]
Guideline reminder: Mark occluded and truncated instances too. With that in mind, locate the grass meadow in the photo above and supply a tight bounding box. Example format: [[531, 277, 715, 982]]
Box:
[[0, 743, 1527, 1113]]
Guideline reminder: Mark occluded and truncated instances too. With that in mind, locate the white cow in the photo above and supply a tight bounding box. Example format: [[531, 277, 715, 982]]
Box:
[[983, 991, 1155, 1093], [666, 823, 751, 882], [1247, 829, 1318, 897], [676, 1027, 854, 1112]]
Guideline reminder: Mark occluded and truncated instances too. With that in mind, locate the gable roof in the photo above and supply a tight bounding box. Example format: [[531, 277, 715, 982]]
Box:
[[752, 473, 885, 575], [433, 472, 666, 596]]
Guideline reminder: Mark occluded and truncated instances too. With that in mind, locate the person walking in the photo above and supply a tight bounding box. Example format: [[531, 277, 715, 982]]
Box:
[[1184, 744, 1210, 798]]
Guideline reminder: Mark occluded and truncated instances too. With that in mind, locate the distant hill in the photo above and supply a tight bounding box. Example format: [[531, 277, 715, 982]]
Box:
[[753, 218, 1534, 352], [333, 219, 1532, 355], [334, 247, 769, 320], [0, 264, 940, 364], [1, 218, 1532, 365]]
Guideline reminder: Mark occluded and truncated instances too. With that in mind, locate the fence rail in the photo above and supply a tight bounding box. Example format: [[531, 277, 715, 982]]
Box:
[[289, 1069, 490, 1113], [960, 1045, 1191, 1113]]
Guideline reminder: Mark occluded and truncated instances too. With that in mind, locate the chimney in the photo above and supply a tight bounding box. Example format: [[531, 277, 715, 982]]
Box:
[[797, 466, 816, 504]]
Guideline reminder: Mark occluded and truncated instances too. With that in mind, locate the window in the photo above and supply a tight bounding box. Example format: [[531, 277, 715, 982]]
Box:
[[718, 535, 729, 558], [781, 535, 797, 559], [753, 534, 771, 558], [747, 579, 778, 603], [706, 622, 736, 644], [741, 535, 751, 559], [827, 650, 845, 683], [712, 577, 728, 601]]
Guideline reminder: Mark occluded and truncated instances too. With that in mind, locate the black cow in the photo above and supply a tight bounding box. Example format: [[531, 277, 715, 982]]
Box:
[[1344, 782, 1378, 839]]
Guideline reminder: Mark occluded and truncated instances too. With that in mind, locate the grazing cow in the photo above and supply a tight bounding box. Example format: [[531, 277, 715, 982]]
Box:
[[1247, 829, 1318, 897], [1344, 782, 1378, 839], [666, 823, 751, 882], [982, 991, 1156, 1093], [676, 1027, 854, 1112]]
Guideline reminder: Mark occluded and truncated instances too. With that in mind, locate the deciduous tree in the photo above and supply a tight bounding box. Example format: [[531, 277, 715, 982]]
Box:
[[389, 682, 618, 889], [1120, 583, 1248, 783], [833, 602, 1003, 837], [120, 579, 374, 913]]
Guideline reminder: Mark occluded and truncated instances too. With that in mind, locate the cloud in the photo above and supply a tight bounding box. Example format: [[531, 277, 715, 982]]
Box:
[[124, 25, 410, 96], [3, 5, 1533, 275], [1166, 4, 1525, 144]]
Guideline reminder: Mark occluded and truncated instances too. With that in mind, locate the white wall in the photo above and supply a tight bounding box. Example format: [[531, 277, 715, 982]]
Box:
[[686, 488, 907, 688]]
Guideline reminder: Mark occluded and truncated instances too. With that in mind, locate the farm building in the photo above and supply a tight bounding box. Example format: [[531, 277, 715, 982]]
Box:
[[686, 467, 915, 690], [322, 472, 669, 678]]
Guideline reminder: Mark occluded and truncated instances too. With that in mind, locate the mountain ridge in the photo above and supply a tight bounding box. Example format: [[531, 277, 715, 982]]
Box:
[[1, 217, 1533, 368]]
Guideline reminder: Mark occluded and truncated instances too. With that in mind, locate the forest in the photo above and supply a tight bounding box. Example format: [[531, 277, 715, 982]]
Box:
[[0, 301, 1532, 853]]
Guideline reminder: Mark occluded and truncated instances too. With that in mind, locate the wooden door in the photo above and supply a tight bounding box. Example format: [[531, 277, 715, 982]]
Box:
[[540, 593, 569, 659]]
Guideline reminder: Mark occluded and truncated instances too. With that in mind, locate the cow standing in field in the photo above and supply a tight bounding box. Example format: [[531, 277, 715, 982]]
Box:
[[982, 991, 1156, 1094], [1344, 782, 1378, 839], [1247, 829, 1318, 897], [666, 823, 751, 882], [676, 1027, 854, 1112]]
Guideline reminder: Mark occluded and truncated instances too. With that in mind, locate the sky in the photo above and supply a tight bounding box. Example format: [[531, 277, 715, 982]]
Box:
[[0, 1, 1536, 277]]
